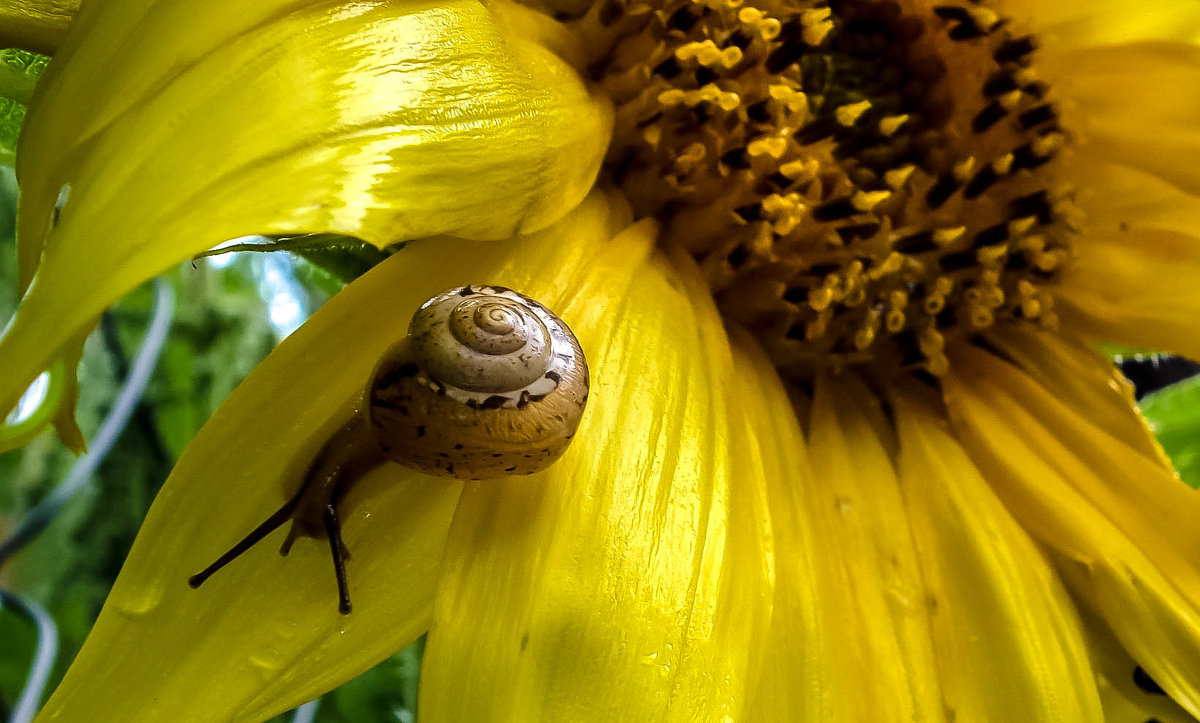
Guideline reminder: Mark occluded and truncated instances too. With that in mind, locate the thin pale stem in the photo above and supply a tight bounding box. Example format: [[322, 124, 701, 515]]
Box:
[[0, 589, 58, 723]]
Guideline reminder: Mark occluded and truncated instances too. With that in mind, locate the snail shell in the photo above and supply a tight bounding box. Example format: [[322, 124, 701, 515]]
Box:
[[367, 285, 589, 480]]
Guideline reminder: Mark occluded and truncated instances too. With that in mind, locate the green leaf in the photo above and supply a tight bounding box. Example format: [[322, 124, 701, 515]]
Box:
[[0, 49, 48, 164], [0, 49, 48, 103], [194, 234, 392, 287], [0, 99, 25, 166], [1140, 375, 1200, 488]]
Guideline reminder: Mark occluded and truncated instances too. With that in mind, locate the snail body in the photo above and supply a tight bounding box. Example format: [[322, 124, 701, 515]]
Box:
[[189, 285, 589, 613]]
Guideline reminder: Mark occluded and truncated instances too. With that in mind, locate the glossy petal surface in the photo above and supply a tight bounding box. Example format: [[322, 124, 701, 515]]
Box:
[[419, 245, 775, 721], [740, 330, 825, 721], [946, 343, 1200, 718], [983, 327, 1165, 465], [3, 0, 611, 425], [37, 191, 638, 723]]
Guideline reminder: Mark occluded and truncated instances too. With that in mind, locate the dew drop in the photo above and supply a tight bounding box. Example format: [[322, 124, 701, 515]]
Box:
[[111, 579, 166, 617], [248, 651, 285, 679]]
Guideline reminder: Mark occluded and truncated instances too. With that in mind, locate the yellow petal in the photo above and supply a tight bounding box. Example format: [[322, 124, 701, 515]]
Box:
[[801, 374, 942, 719], [0, 355, 83, 455], [0, 0, 78, 54], [1054, 157, 1200, 360], [36, 190, 638, 722], [1002, 0, 1200, 51], [983, 326, 1167, 466], [892, 385, 1101, 720], [945, 342, 1200, 718], [1056, 42, 1200, 196], [4, 0, 611, 426], [737, 329, 826, 722], [48, 335, 86, 453], [1079, 606, 1199, 723], [418, 246, 774, 720]]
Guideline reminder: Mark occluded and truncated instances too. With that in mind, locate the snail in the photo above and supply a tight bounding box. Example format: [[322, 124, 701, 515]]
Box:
[[188, 285, 589, 613]]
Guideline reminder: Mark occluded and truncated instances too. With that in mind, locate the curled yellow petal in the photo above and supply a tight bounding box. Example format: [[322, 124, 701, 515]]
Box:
[[419, 244, 775, 720], [0, 0, 78, 54], [945, 342, 1200, 718], [36, 190, 639, 722], [3, 0, 612, 430]]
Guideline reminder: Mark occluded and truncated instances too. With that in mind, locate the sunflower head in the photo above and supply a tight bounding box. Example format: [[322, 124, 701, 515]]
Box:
[[592, 0, 1075, 384], [3, 0, 1200, 721]]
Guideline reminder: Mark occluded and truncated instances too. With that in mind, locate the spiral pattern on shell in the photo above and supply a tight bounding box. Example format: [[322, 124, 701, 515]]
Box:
[[366, 285, 589, 480], [415, 290, 552, 393]]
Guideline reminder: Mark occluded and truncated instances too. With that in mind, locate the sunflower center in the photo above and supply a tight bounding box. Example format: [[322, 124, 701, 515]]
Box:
[[586, 0, 1075, 382]]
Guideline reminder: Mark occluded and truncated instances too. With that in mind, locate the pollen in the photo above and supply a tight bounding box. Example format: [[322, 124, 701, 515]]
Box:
[[585, 0, 1077, 383]]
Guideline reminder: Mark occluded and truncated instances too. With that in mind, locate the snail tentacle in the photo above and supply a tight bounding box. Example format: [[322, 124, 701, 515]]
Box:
[[189, 284, 589, 614]]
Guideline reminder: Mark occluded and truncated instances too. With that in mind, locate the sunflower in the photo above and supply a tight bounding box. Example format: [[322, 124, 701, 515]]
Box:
[[3, 0, 1200, 719]]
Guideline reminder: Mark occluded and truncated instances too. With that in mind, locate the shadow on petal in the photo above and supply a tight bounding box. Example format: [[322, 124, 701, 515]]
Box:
[[419, 245, 775, 721], [38, 190, 643, 722]]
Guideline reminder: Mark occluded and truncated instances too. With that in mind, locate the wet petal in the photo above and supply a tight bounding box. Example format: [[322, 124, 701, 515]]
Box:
[[3, 0, 611, 427], [419, 246, 774, 720], [801, 375, 942, 719], [1053, 158, 1200, 360], [37, 191, 639, 722], [892, 385, 1101, 720], [945, 342, 1200, 718]]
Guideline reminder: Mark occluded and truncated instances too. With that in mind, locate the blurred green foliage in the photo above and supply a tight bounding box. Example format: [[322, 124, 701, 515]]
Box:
[[0, 165, 421, 718], [2, 29, 1200, 723], [0, 49, 46, 164]]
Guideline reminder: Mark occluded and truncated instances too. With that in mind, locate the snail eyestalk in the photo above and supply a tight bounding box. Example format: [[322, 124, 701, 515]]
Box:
[[188, 285, 590, 614], [186, 487, 305, 590], [188, 415, 380, 615]]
